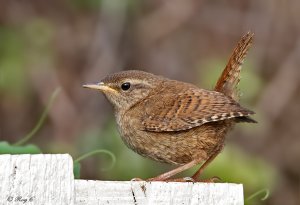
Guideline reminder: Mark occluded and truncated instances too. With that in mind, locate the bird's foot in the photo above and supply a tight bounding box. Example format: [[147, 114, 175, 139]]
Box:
[[131, 177, 145, 181], [134, 175, 221, 183], [145, 177, 194, 182], [193, 176, 221, 183], [145, 177, 165, 182], [165, 177, 195, 182], [145, 176, 220, 183], [166, 176, 221, 183]]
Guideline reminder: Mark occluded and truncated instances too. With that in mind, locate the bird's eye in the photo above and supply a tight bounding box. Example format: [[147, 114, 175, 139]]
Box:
[[121, 82, 131, 91]]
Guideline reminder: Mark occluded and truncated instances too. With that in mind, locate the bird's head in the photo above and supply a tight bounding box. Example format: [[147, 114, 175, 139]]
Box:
[[83, 70, 163, 111]]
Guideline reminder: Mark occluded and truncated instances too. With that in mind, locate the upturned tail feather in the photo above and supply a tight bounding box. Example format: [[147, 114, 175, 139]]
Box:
[[214, 32, 254, 101], [215, 32, 256, 123]]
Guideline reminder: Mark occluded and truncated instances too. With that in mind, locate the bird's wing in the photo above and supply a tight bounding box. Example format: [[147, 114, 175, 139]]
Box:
[[140, 84, 254, 132]]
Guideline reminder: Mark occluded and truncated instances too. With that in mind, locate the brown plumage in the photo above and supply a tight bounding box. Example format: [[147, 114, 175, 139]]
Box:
[[83, 32, 256, 181], [215, 32, 254, 100]]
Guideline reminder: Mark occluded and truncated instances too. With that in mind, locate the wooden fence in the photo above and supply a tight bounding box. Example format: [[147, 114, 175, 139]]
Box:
[[0, 154, 244, 204]]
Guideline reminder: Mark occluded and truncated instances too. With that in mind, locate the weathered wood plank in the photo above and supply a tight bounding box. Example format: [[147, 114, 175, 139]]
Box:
[[75, 180, 244, 205], [0, 154, 74, 205], [0, 154, 244, 205]]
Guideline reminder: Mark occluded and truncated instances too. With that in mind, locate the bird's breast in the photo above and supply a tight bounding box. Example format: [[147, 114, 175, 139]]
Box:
[[114, 110, 231, 165]]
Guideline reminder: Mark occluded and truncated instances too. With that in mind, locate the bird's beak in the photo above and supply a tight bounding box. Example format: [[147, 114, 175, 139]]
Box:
[[83, 82, 116, 93]]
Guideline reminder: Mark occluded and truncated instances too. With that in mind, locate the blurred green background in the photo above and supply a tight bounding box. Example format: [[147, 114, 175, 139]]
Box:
[[1, 1, 300, 204]]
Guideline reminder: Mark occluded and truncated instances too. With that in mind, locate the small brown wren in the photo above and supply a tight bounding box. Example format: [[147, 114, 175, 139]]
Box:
[[83, 32, 256, 182]]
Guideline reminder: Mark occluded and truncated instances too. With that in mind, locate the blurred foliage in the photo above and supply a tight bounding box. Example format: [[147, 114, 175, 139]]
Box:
[[246, 189, 270, 205], [70, 0, 103, 10], [73, 161, 81, 179], [74, 148, 116, 178], [0, 27, 27, 96], [0, 142, 41, 154], [14, 88, 61, 146]]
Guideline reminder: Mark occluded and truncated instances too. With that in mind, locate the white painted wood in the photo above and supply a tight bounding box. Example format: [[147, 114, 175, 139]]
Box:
[[75, 180, 243, 205], [0, 154, 244, 205], [0, 154, 74, 205]]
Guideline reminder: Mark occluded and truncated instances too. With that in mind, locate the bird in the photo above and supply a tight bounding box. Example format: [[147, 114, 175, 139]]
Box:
[[83, 32, 256, 182]]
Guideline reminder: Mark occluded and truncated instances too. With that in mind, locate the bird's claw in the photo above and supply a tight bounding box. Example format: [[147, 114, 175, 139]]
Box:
[[182, 177, 195, 182], [132, 176, 221, 183], [131, 177, 144, 181], [193, 176, 221, 183]]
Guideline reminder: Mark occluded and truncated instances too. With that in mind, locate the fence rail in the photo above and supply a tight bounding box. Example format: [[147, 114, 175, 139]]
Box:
[[0, 154, 243, 205]]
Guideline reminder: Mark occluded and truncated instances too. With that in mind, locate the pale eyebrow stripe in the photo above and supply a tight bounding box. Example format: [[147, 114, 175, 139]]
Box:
[[123, 79, 153, 87]]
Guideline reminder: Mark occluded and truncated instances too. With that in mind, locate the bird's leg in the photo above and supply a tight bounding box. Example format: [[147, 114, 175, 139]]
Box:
[[147, 159, 202, 181], [151, 149, 222, 183], [145, 145, 223, 182], [191, 146, 223, 181]]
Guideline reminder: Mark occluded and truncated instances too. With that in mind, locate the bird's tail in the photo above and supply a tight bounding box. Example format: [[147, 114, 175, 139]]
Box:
[[214, 32, 254, 101]]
